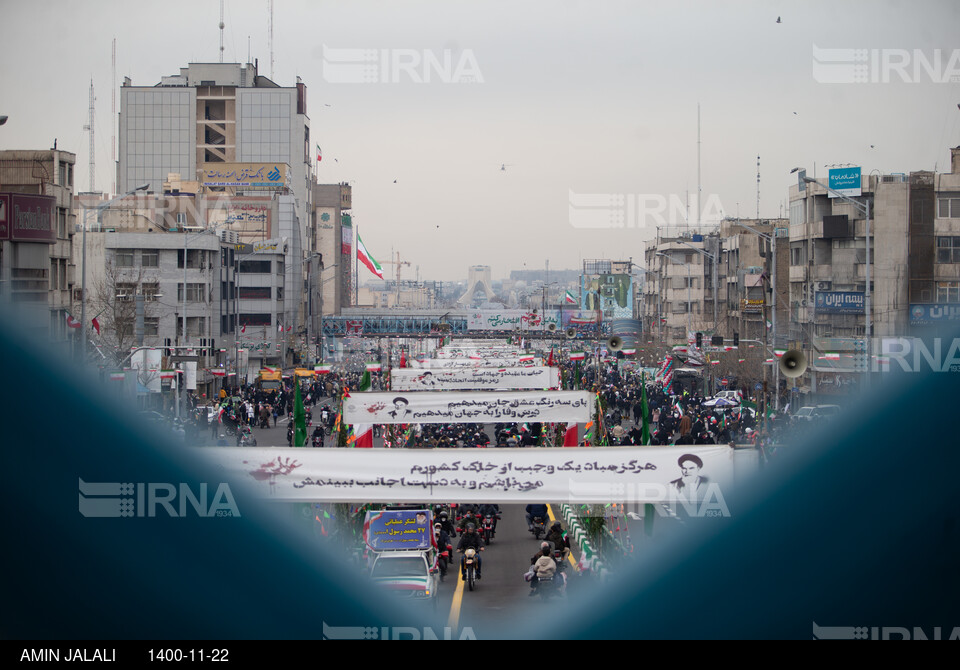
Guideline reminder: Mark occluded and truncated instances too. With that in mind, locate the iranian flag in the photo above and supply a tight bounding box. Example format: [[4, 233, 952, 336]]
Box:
[[569, 351, 585, 361], [208, 369, 226, 377], [518, 354, 535, 362], [160, 370, 177, 379], [357, 234, 384, 279], [316, 144, 322, 162], [66, 315, 81, 329], [822, 352, 841, 360], [109, 372, 125, 381], [622, 348, 636, 355], [352, 425, 374, 448], [262, 366, 278, 374], [315, 365, 332, 374], [563, 423, 578, 447], [774, 349, 787, 358], [366, 362, 382, 372], [564, 290, 579, 305]]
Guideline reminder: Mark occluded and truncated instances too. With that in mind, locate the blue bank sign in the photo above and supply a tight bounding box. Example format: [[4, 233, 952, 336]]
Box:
[[815, 291, 864, 314], [910, 304, 960, 325], [827, 166, 862, 198]]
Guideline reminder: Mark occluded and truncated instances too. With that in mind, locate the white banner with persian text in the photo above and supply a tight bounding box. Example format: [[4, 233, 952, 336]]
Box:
[[201, 446, 743, 504], [344, 390, 591, 424], [409, 357, 541, 369], [390, 366, 560, 391]]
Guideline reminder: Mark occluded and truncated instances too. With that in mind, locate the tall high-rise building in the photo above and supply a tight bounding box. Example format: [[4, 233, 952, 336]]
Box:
[[117, 61, 312, 236]]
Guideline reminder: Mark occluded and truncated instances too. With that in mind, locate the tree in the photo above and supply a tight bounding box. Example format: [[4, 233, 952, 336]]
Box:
[[90, 259, 158, 369]]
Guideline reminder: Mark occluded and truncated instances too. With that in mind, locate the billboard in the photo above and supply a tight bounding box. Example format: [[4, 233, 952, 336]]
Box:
[[910, 304, 960, 325], [200, 163, 289, 190], [815, 291, 864, 314], [582, 274, 633, 320], [467, 309, 560, 331], [0, 194, 57, 243], [827, 167, 862, 198]]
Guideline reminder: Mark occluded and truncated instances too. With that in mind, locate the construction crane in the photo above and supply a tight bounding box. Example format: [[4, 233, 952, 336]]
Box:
[[380, 251, 411, 307]]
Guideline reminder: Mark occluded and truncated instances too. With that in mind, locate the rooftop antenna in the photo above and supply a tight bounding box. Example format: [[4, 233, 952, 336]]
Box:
[[111, 38, 116, 196], [219, 0, 225, 62], [268, 0, 274, 79], [82, 78, 96, 229], [756, 154, 761, 219]]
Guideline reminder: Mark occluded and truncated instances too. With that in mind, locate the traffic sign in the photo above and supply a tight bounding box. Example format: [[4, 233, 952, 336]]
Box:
[[755, 382, 763, 390], [720, 378, 729, 386]]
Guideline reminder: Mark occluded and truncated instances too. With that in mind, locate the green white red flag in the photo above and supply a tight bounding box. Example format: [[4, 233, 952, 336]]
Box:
[[357, 234, 384, 279]]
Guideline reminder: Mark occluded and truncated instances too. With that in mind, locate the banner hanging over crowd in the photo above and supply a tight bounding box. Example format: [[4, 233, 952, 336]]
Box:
[[409, 357, 542, 369], [390, 366, 560, 391], [343, 390, 591, 424], [203, 446, 743, 504]]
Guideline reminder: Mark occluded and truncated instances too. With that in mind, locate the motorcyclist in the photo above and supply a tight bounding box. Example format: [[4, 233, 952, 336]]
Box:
[[525, 503, 548, 532], [434, 523, 452, 579], [457, 508, 479, 534], [456, 523, 484, 580], [438, 511, 457, 538], [529, 545, 557, 596], [478, 503, 500, 534], [544, 520, 571, 561], [311, 424, 324, 447]]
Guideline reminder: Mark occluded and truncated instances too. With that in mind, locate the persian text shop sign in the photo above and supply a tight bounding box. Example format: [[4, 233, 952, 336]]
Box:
[[0, 194, 56, 243], [827, 166, 862, 198], [815, 291, 864, 314], [201, 163, 289, 190]]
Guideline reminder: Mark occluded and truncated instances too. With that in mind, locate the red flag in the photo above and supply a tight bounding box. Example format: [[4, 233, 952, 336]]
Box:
[[547, 348, 556, 367], [400, 351, 407, 368], [241, 324, 246, 333], [563, 423, 578, 446], [66, 315, 81, 329], [91, 317, 101, 336]]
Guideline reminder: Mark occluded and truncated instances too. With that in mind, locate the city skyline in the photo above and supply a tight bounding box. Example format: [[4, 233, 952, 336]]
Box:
[[2, 0, 958, 281]]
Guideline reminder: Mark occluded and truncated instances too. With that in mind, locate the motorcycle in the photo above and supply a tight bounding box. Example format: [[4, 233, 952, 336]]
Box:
[[531, 516, 546, 540], [237, 426, 257, 447], [536, 573, 559, 600], [312, 434, 323, 448], [437, 543, 453, 581], [482, 514, 496, 544], [462, 548, 479, 591]]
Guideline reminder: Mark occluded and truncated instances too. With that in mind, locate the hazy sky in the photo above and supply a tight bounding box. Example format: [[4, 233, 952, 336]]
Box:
[[2, 0, 959, 281]]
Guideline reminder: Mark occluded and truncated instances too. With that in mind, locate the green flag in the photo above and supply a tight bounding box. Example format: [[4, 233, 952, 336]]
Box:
[[293, 378, 307, 447], [640, 372, 651, 446], [358, 370, 371, 392]]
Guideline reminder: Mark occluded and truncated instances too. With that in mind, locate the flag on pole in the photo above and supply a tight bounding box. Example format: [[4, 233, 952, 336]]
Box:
[[365, 362, 382, 372], [314, 364, 332, 374], [358, 370, 372, 392], [357, 234, 384, 279], [640, 373, 651, 446], [66, 314, 81, 329], [91, 317, 101, 336], [563, 423, 578, 447], [564, 290, 579, 305], [352, 424, 374, 448], [774, 349, 787, 358], [316, 144, 322, 162], [293, 377, 307, 447], [241, 324, 246, 333], [569, 351, 586, 361]]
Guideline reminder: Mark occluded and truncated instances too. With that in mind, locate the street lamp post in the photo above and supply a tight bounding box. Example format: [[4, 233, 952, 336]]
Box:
[[82, 183, 149, 362]]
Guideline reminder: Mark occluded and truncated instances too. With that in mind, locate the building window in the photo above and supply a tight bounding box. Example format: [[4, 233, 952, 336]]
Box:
[[937, 197, 960, 218], [116, 249, 135, 267], [937, 282, 960, 303], [142, 283, 161, 301], [178, 283, 206, 303], [936, 236, 960, 264], [141, 249, 159, 267], [58, 208, 67, 239], [144, 317, 159, 336], [239, 313, 273, 327], [239, 287, 272, 299], [239, 260, 271, 273], [116, 283, 136, 301]]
